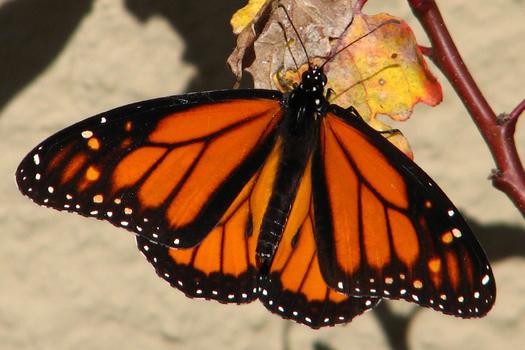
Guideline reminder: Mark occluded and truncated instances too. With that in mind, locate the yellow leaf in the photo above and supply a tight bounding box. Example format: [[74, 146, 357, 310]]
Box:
[[326, 13, 442, 123], [230, 0, 269, 34]]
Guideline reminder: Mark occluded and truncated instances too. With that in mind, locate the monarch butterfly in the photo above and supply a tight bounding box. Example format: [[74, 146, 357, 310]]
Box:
[[16, 20, 495, 329]]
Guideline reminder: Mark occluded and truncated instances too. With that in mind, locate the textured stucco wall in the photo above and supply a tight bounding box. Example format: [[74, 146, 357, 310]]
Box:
[[2, 1, 524, 349]]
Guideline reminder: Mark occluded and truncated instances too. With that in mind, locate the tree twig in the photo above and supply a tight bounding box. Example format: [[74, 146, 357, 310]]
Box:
[[407, 0, 525, 218]]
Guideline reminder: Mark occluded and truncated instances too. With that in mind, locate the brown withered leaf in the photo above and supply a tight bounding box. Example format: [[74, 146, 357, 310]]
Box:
[[228, 0, 353, 85]]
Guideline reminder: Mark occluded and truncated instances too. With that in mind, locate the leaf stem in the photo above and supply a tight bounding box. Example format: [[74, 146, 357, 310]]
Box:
[[407, 0, 525, 218]]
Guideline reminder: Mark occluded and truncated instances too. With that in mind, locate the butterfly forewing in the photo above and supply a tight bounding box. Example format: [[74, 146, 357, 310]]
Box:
[[16, 91, 283, 250], [311, 106, 495, 317]]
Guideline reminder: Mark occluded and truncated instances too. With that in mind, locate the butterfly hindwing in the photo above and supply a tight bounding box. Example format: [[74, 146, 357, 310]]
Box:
[[135, 167, 263, 303], [258, 156, 380, 328], [312, 105, 495, 317], [16, 90, 283, 249]]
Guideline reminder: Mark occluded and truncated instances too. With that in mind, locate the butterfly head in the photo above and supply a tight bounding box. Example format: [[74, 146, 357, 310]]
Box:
[[299, 66, 327, 93]]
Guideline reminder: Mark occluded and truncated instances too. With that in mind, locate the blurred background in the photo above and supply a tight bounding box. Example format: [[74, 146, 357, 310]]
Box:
[[1, 1, 524, 349]]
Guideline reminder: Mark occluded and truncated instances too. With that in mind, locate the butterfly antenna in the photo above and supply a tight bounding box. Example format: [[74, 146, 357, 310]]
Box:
[[320, 19, 400, 69], [278, 21, 300, 72], [278, 4, 311, 68]]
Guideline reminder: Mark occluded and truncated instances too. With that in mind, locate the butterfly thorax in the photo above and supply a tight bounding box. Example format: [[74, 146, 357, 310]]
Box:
[[285, 67, 328, 128], [256, 66, 327, 272]]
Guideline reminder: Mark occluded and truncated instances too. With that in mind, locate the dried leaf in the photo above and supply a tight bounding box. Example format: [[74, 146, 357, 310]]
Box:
[[228, 0, 353, 84], [227, 0, 275, 81]]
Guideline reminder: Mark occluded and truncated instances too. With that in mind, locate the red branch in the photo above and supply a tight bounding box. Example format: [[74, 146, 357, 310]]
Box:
[[407, 0, 525, 218]]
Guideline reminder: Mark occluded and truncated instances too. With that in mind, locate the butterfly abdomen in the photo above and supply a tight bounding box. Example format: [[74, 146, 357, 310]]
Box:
[[256, 93, 320, 271]]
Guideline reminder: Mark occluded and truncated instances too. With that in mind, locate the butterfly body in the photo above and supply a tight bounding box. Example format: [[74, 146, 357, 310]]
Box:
[[256, 67, 325, 269], [16, 65, 495, 328]]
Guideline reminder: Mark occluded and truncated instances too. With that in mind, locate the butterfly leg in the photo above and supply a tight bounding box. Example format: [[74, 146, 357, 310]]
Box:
[[379, 128, 402, 137], [344, 105, 362, 119], [325, 88, 335, 102]]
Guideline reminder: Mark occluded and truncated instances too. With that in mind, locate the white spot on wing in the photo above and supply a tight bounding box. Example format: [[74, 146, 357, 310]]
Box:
[[81, 130, 93, 139], [33, 154, 40, 165], [482, 274, 490, 285]]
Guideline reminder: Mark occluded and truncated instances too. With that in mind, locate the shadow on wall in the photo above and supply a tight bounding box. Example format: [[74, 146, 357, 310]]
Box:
[[124, 0, 246, 92], [0, 0, 246, 114], [0, 0, 94, 113]]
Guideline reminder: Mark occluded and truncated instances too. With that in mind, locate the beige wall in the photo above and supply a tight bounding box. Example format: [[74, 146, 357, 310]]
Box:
[[1, 1, 524, 349]]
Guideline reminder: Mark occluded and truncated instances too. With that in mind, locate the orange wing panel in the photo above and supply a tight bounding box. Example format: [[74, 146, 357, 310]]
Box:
[[149, 100, 280, 143], [326, 115, 408, 210], [361, 185, 390, 270], [192, 226, 223, 275], [166, 114, 276, 228], [138, 142, 204, 208], [321, 121, 360, 275], [387, 208, 420, 267], [61, 153, 87, 184], [113, 146, 167, 191], [222, 203, 251, 276]]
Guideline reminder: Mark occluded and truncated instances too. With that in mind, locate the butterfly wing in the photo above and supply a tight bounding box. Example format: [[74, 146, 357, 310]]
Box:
[[16, 90, 283, 249], [258, 156, 380, 328], [312, 105, 495, 317]]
